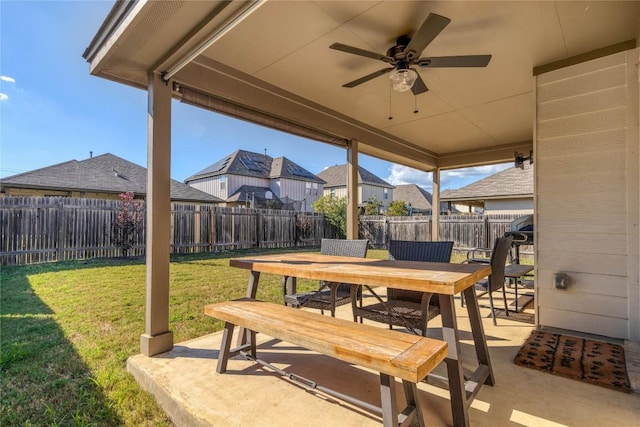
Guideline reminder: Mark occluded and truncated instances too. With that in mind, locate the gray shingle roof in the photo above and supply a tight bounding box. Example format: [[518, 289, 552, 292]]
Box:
[[440, 163, 533, 201], [393, 184, 433, 210], [270, 156, 324, 183], [316, 164, 393, 188], [1, 153, 221, 203], [185, 150, 323, 183]]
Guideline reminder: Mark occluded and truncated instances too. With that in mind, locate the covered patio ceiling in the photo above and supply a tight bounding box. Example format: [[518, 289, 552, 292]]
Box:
[[84, 0, 640, 173]]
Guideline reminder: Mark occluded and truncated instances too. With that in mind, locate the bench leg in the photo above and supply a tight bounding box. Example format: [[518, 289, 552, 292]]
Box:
[[237, 271, 260, 347], [217, 322, 235, 374], [402, 380, 424, 427], [380, 373, 399, 427]]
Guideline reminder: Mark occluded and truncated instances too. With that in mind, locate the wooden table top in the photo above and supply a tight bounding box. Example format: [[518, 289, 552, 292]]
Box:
[[230, 252, 491, 295]]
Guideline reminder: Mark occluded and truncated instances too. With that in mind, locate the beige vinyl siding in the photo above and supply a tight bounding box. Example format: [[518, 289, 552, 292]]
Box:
[[322, 186, 348, 200], [535, 49, 639, 340]]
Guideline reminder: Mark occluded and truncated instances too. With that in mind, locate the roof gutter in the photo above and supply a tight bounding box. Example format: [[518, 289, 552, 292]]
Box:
[[82, 0, 138, 62]]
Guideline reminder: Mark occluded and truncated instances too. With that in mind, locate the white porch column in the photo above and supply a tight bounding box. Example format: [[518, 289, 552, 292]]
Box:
[[140, 72, 173, 356], [346, 139, 359, 240], [431, 168, 440, 241]]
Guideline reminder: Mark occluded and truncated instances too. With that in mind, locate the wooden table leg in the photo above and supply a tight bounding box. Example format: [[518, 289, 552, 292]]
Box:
[[237, 271, 260, 346], [438, 294, 469, 427], [281, 275, 297, 305], [463, 286, 495, 386]]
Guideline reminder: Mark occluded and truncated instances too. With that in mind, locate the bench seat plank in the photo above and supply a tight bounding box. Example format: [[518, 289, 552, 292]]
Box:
[[204, 298, 447, 383]]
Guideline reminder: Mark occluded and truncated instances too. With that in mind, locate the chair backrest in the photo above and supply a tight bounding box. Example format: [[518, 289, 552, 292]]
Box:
[[320, 238, 368, 258], [387, 240, 454, 302], [488, 236, 513, 291], [388, 240, 454, 263]]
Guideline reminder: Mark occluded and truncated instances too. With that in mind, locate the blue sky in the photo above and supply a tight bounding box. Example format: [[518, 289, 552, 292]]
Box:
[[0, 1, 510, 191]]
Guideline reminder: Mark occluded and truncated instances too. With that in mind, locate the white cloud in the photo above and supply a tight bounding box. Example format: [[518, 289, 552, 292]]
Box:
[[0, 75, 16, 84], [0, 93, 8, 102], [386, 162, 512, 191], [386, 164, 433, 189]]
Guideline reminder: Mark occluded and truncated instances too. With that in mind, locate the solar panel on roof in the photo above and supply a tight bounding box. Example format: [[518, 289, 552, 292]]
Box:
[[287, 163, 314, 178], [240, 156, 264, 172]]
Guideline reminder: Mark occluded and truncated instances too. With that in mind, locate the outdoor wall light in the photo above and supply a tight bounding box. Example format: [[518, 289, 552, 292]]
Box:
[[554, 273, 569, 289], [389, 69, 418, 92], [514, 150, 533, 169]]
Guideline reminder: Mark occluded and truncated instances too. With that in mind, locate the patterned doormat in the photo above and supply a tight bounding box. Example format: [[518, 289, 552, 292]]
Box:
[[514, 330, 632, 393]]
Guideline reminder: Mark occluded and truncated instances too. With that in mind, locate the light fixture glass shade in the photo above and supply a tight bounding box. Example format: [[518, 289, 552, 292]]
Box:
[[389, 69, 417, 92]]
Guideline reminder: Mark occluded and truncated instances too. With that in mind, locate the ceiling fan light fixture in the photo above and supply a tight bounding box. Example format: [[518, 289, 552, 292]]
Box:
[[389, 69, 417, 92]]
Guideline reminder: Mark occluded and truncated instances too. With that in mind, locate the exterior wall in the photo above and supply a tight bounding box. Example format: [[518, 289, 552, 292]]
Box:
[[270, 178, 322, 212], [187, 174, 269, 200], [322, 185, 348, 200], [535, 49, 640, 340], [187, 175, 228, 199], [484, 198, 533, 214], [227, 174, 269, 196], [361, 185, 392, 209]]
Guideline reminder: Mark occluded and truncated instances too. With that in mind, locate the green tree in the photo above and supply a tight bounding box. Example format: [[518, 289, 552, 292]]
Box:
[[361, 196, 382, 216], [387, 200, 409, 216], [313, 195, 347, 238]]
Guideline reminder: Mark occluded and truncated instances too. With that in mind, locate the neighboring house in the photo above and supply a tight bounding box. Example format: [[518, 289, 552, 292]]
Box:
[[184, 150, 324, 212], [392, 184, 452, 215], [440, 162, 533, 215], [317, 164, 394, 212], [0, 153, 221, 204]]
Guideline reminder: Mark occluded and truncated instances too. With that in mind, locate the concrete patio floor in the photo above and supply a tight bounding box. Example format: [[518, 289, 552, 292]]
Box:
[[128, 292, 640, 426]]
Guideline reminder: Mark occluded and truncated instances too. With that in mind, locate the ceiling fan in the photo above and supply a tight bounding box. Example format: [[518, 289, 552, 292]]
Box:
[[330, 13, 491, 95]]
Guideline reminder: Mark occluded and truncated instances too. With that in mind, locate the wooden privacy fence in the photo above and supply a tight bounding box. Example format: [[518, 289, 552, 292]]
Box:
[[0, 197, 332, 266], [1, 197, 531, 266], [359, 214, 533, 255]]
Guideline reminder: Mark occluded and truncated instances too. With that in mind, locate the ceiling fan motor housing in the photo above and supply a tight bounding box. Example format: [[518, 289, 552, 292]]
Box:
[[387, 35, 412, 61]]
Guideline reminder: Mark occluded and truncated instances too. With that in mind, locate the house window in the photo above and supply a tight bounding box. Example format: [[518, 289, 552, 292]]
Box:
[[306, 182, 317, 195], [330, 188, 335, 198], [384, 188, 389, 199], [220, 175, 226, 190]]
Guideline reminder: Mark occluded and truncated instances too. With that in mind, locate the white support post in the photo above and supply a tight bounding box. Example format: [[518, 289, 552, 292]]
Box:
[[140, 71, 173, 356], [346, 140, 359, 240]]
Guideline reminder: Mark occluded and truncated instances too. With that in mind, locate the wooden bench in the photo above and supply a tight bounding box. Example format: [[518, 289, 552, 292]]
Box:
[[204, 298, 448, 427]]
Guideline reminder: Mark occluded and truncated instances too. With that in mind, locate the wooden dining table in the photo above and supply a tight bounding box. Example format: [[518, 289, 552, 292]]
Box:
[[230, 252, 493, 427]]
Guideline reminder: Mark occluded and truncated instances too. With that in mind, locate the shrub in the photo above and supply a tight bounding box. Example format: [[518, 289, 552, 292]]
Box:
[[113, 192, 143, 257]]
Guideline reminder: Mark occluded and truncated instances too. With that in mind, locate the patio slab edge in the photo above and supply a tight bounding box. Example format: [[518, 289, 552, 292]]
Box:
[[127, 349, 213, 427]]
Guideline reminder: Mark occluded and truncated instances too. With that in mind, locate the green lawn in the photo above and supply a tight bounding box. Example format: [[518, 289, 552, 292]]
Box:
[[0, 247, 388, 426]]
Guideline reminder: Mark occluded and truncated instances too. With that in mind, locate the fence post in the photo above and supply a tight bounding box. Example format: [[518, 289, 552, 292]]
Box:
[[256, 210, 260, 248], [484, 215, 490, 249], [57, 199, 65, 262]]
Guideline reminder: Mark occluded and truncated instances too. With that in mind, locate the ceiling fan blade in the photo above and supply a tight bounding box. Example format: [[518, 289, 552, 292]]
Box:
[[411, 72, 428, 95], [343, 68, 394, 88], [417, 55, 492, 68], [403, 13, 451, 60], [330, 42, 394, 63]]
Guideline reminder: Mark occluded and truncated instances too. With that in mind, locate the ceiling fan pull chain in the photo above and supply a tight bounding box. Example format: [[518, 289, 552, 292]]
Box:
[[388, 84, 393, 120]]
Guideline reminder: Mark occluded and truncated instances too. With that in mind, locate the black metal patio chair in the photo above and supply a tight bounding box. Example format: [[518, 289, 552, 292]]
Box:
[[462, 235, 513, 325], [351, 240, 454, 336], [283, 238, 368, 318]]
